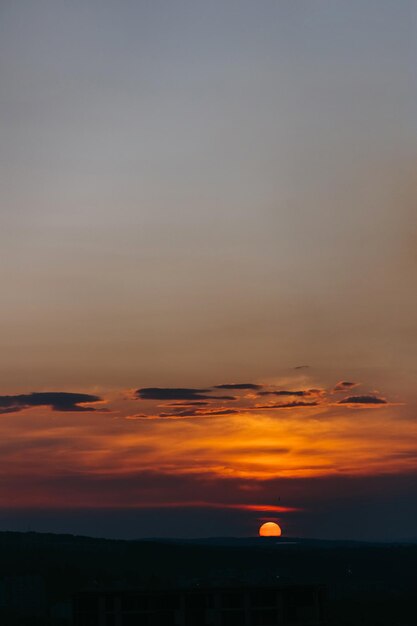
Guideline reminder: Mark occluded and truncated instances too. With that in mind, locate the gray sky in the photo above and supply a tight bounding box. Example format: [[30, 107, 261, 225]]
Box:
[[1, 0, 415, 389]]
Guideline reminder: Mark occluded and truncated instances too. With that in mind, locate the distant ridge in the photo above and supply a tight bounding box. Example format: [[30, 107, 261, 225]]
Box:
[[145, 536, 399, 548], [0, 530, 410, 547]]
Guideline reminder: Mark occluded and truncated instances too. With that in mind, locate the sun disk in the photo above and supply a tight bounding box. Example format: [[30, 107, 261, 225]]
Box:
[[259, 521, 282, 537]]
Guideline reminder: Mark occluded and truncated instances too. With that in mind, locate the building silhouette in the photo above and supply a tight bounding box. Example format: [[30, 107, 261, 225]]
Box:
[[0, 574, 47, 619], [74, 583, 326, 626]]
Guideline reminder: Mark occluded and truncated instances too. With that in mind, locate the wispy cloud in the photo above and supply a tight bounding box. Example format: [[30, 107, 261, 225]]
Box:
[[158, 408, 239, 419], [258, 390, 311, 397], [256, 401, 319, 410], [131, 378, 396, 420]]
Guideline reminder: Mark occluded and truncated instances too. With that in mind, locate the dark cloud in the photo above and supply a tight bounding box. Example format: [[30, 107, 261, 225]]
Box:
[[214, 383, 262, 390], [334, 381, 358, 391], [258, 390, 309, 397], [257, 401, 319, 409], [163, 401, 210, 407], [136, 388, 235, 401], [0, 392, 102, 414], [338, 395, 387, 405], [294, 365, 309, 370]]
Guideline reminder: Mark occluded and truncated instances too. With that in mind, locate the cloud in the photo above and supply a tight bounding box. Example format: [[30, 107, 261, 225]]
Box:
[[226, 445, 291, 455], [158, 408, 239, 419], [338, 395, 387, 406], [162, 401, 210, 407], [294, 365, 310, 370], [334, 381, 359, 391], [257, 401, 319, 410], [136, 387, 235, 401], [214, 383, 262, 390], [258, 390, 310, 397], [0, 392, 102, 414], [131, 380, 391, 419]]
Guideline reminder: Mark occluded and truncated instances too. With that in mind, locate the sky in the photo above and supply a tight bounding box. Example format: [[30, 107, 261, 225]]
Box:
[[0, 0, 416, 541]]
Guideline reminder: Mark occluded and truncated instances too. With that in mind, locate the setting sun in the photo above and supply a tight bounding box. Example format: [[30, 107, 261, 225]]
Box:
[[259, 522, 282, 537]]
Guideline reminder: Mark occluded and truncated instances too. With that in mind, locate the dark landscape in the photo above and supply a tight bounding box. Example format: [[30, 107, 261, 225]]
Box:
[[0, 531, 416, 625]]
